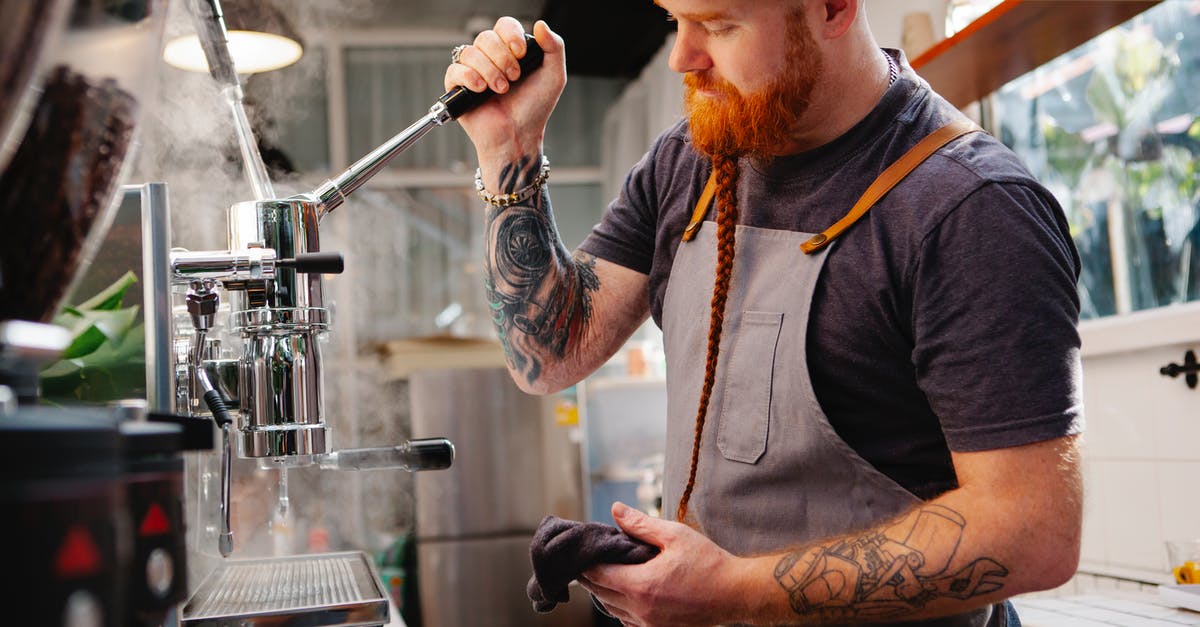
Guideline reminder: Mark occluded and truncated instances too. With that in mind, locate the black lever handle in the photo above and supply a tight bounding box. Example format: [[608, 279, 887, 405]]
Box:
[[405, 437, 456, 471], [438, 33, 545, 120], [278, 252, 345, 274]]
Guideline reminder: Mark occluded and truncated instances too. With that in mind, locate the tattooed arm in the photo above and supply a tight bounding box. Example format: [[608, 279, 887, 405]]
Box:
[[581, 435, 1082, 625], [482, 157, 650, 393], [446, 19, 650, 392]]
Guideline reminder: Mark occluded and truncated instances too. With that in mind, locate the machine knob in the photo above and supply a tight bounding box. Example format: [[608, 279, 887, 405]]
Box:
[[277, 252, 345, 275], [406, 437, 456, 470]]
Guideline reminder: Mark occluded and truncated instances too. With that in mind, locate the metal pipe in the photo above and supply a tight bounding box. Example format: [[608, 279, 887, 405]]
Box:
[[140, 183, 173, 412], [219, 422, 234, 557], [187, 0, 275, 200], [171, 249, 277, 283], [312, 109, 442, 219], [316, 438, 455, 471], [223, 85, 276, 201]]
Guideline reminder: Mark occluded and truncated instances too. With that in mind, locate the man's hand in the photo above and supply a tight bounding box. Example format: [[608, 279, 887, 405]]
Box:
[[579, 502, 760, 627], [443, 18, 566, 176]]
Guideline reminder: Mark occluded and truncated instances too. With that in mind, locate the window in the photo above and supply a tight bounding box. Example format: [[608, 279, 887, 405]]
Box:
[[991, 3, 1200, 319]]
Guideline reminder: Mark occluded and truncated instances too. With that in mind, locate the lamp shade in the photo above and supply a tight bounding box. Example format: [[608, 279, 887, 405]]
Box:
[[164, 0, 302, 75]]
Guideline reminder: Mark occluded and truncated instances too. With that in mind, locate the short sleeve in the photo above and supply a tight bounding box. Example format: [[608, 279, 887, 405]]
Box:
[[912, 181, 1085, 451], [577, 138, 664, 274]]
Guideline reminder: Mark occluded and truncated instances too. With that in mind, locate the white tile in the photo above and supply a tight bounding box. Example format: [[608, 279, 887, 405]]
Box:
[[1081, 353, 1161, 460], [1158, 461, 1200, 573], [1149, 351, 1200, 461], [1081, 460, 1109, 565], [1099, 461, 1165, 572]]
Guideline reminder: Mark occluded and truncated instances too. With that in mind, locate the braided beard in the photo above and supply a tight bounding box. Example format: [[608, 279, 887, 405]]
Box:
[[683, 10, 820, 160]]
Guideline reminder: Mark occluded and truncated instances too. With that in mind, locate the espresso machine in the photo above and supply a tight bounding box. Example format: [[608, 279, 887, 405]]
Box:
[[167, 1, 543, 624]]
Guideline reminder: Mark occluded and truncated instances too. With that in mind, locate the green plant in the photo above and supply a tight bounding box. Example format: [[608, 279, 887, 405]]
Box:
[[40, 271, 146, 403]]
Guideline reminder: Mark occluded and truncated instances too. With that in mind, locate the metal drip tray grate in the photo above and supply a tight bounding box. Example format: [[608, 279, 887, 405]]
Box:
[[182, 551, 389, 626]]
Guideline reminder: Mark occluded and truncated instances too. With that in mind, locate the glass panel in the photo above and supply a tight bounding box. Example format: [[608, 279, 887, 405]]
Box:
[[343, 46, 628, 169], [992, 3, 1200, 319]]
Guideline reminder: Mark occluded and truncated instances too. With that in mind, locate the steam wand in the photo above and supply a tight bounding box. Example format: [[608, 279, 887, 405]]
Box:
[[186, 0, 275, 201], [185, 279, 237, 557]]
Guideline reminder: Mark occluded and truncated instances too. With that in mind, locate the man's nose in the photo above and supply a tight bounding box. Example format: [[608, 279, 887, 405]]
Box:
[[668, 24, 712, 74]]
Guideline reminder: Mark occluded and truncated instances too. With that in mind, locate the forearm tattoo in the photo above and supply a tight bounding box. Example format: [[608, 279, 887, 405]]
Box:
[[483, 156, 600, 386], [773, 505, 1009, 622]]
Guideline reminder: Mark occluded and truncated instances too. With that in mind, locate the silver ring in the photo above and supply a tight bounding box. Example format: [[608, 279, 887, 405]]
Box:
[[451, 44, 468, 64]]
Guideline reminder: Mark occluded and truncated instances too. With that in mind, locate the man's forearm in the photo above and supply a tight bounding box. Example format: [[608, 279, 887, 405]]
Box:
[[763, 503, 1011, 624], [739, 461, 1081, 626], [482, 154, 599, 390]]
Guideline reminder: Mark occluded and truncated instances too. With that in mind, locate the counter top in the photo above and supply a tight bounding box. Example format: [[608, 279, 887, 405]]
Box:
[[1013, 590, 1200, 626]]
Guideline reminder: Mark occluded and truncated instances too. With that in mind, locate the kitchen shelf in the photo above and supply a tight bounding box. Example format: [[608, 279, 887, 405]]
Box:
[[912, 0, 1162, 109]]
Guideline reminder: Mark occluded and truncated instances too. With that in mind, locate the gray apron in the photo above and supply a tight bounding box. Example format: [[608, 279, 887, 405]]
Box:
[[658, 122, 1007, 627]]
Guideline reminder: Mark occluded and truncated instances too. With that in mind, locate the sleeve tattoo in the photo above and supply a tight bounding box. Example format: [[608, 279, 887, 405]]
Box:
[[773, 505, 1009, 622], [483, 156, 601, 386]]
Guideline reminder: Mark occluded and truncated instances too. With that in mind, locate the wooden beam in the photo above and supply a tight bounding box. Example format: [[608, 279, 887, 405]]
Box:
[[912, 0, 1161, 109]]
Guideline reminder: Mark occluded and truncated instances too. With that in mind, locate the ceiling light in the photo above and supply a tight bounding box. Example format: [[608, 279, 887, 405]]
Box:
[[163, 0, 303, 75]]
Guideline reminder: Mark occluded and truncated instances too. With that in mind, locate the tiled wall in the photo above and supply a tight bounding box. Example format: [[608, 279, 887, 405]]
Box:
[[1077, 314, 1200, 584]]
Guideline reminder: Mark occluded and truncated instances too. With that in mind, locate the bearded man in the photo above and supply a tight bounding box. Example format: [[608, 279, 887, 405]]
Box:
[[445, 1, 1083, 625]]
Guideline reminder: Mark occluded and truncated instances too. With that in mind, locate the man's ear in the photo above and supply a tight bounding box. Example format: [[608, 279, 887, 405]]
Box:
[[817, 0, 859, 39]]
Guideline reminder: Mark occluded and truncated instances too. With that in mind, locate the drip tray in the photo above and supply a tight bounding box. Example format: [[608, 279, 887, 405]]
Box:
[[181, 551, 389, 626]]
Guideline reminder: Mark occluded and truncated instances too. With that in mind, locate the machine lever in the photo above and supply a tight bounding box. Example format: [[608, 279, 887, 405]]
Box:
[[277, 252, 345, 274], [317, 437, 455, 471], [437, 34, 545, 120]]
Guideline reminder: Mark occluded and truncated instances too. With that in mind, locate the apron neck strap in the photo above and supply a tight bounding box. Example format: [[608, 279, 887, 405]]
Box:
[[681, 172, 718, 242], [678, 119, 981, 250], [801, 118, 980, 253]]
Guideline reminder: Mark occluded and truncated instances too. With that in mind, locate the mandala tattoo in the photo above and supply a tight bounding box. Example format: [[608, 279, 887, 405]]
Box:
[[483, 156, 600, 386], [773, 505, 1009, 621]]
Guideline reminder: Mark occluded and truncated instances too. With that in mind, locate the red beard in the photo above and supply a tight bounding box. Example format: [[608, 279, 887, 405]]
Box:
[[684, 12, 821, 159]]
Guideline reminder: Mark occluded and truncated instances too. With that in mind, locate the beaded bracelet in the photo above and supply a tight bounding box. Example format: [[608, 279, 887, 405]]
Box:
[[474, 156, 551, 207]]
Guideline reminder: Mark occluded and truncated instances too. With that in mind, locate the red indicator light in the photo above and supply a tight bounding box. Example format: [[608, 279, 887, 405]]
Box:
[[55, 526, 102, 578], [139, 502, 170, 536]]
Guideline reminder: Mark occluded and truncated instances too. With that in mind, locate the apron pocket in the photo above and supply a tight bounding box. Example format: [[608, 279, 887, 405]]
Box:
[[717, 310, 783, 464]]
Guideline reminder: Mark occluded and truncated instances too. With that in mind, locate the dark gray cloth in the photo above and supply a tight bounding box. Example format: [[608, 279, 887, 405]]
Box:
[[526, 515, 658, 613], [578, 49, 1083, 501]]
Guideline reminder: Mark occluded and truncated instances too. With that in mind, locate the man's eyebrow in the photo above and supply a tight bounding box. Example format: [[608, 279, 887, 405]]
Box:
[[651, 1, 733, 22]]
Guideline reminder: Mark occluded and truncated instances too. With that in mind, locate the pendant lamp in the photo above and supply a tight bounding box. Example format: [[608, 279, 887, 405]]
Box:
[[164, 0, 302, 75]]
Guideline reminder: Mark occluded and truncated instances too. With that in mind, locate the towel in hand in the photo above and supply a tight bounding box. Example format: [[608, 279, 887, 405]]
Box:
[[526, 514, 659, 613]]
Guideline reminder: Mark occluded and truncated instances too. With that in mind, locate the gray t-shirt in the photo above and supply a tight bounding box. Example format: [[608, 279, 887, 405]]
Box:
[[579, 54, 1084, 500]]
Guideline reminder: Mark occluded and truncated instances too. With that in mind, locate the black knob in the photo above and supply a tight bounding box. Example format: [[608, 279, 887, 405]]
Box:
[[438, 34, 545, 120], [278, 252, 345, 274], [406, 437, 455, 471]]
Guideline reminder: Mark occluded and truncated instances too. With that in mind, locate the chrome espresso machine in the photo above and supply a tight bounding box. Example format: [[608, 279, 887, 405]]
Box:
[[0, 0, 543, 624], [168, 1, 543, 625]]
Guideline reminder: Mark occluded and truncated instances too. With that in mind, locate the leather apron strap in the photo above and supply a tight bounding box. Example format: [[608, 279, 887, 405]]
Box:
[[678, 118, 980, 249], [681, 173, 718, 242]]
